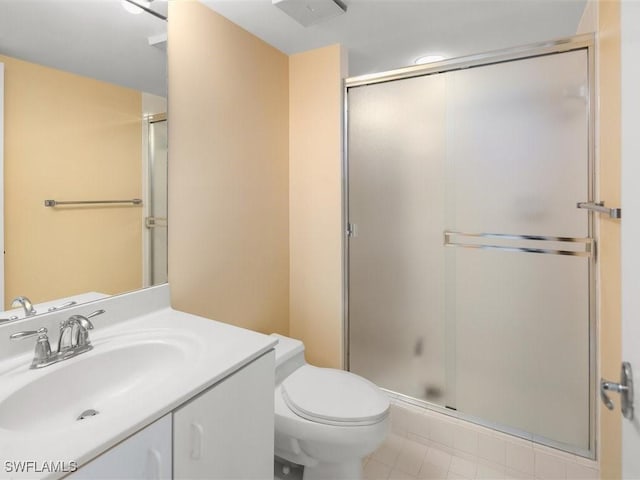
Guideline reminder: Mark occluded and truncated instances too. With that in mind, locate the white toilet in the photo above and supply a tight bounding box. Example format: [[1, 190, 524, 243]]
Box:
[[272, 334, 390, 480]]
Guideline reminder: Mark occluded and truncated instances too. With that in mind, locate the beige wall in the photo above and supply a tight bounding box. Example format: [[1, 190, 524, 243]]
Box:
[[2, 54, 143, 305], [166, 3, 346, 362], [597, 1, 622, 477], [289, 45, 347, 369], [167, 1, 290, 335]]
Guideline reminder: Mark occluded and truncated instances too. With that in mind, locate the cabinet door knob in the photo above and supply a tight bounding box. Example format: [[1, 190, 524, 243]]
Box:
[[190, 422, 204, 460]]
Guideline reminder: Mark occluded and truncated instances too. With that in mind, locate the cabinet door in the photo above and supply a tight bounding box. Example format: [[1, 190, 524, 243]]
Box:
[[174, 351, 275, 479], [69, 414, 172, 479]]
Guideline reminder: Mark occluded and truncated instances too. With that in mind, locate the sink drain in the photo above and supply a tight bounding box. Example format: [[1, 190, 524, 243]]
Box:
[[77, 409, 99, 421]]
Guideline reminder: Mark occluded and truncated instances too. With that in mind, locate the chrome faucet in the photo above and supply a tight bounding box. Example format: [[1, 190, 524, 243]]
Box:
[[10, 309, 106, 369], [57, 310, 105, 355], [11, 296, 37, 317]]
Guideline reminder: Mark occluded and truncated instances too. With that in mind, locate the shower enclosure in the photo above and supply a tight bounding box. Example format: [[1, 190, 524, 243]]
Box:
[[345, 37, 594, 456]]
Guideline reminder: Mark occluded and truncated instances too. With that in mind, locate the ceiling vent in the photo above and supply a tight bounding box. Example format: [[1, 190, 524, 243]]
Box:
[[273, 0, 347, 27]]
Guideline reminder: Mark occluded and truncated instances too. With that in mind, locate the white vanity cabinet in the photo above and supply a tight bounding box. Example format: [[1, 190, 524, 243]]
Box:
[[173, 351, 275, 479], [68, 414, 172, 479], [69, 351, 275, 480]]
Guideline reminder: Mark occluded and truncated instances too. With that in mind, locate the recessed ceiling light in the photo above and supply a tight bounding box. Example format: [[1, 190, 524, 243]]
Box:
[[415, 55, 446, 65]]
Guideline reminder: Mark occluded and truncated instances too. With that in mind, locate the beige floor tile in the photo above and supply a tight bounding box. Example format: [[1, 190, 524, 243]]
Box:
[[365, 458, 393, 480], [389, 466, 420, 480], [395, 439, 429, 476], [425, 447, 453, 471], [418, 461, 449, 480], [374, 433, 406, 467], [450, 456, 477, 479]]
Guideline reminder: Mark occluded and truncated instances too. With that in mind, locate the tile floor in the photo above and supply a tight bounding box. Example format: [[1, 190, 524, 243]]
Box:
[[274, 400, 599, 480], [363, 401, 600, 480]]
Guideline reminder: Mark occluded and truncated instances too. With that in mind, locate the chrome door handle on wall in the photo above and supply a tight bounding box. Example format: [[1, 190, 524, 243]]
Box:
[[577, 201, 622, 219], [601, 362, 634, 420]]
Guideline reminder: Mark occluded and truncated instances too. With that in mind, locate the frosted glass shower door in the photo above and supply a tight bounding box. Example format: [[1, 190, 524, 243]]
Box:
[[446, 50, 591, 451], [348, 73, 449, 406], [347, 47, 593, 453]]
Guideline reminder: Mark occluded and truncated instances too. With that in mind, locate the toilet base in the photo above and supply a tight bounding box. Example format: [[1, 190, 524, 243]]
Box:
[[302, 460, 363, 480]]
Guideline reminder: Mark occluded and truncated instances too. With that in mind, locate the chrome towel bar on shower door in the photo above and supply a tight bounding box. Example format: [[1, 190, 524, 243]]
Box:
[[44, 198, 143, 207], [444, 231, 593, 257]]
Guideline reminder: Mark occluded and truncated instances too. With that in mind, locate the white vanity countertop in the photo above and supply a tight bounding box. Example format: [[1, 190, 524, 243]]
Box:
[[0, 286, 277, 479]]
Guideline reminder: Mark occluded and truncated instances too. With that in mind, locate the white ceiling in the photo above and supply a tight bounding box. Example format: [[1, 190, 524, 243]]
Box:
[[0, 0, 587, 96], [202, 0, 588, 77], [0, 0, 168, 96]]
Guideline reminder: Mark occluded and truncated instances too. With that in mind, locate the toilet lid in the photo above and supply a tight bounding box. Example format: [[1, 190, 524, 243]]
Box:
[[281, 365, 390, 426]]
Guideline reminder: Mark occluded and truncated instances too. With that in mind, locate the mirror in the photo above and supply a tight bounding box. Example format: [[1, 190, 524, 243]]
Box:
[[0, 0, 168, 315]]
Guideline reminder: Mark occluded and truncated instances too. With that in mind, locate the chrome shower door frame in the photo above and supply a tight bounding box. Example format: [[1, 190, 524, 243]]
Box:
[[342, 34, 597, 458], [143, 113, 168, 287]]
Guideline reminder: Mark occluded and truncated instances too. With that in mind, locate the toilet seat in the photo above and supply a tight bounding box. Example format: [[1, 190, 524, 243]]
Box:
[[281, 365, 389, 427]]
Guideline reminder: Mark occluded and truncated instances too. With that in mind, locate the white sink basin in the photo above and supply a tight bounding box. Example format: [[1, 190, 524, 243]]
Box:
[[0, 287, 277, 480], [0, 333, 195, 432]]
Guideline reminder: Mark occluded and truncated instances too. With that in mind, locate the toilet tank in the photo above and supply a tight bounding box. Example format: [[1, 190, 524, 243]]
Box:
[[271, 334, 306, 385]]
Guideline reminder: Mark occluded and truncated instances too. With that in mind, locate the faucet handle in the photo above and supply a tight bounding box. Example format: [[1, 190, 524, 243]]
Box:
[[10, 328, 53, 368], [67, 315, 95, 331], [47, 300, 77, 312], [86, 309, 106, 320], [10, 327, 48, 340]]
